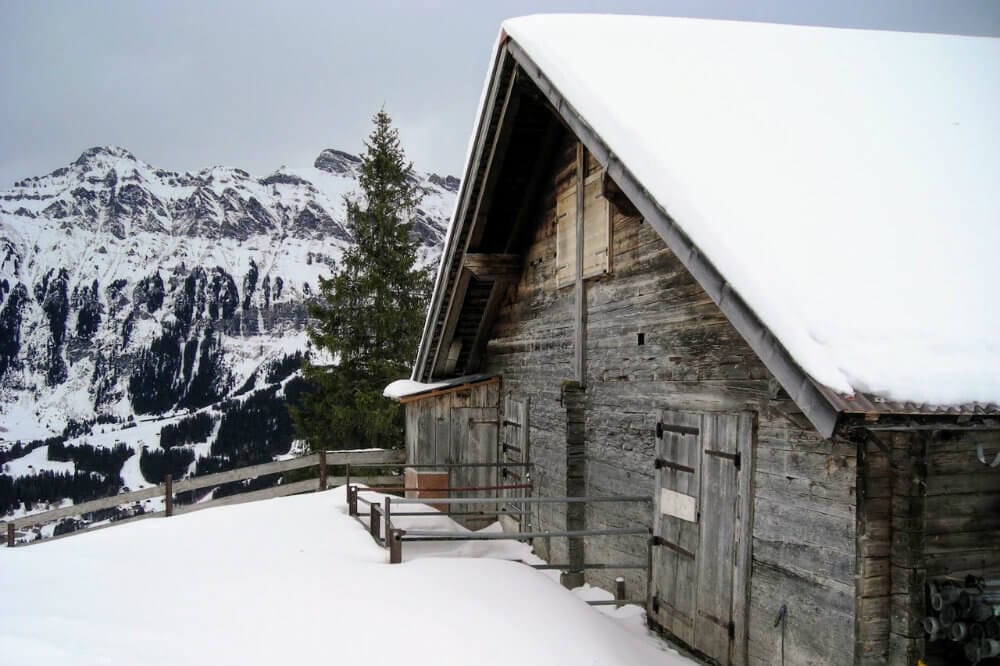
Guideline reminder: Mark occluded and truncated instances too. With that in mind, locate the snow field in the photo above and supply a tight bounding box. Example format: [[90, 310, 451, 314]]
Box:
[[0, 486, 691, 666]]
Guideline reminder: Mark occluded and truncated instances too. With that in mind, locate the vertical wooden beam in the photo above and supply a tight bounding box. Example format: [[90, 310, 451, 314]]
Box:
[[616, 577, 627, 608], [889, 432, 927, 665], [318, 449, 328, 491], [7, 522, 14, 548], [389, 529, 403, 564], [370, 504, 382, 541], [164, 474, 174, 517], [563, 381, 586, 588], [574, 142, 587, 385]]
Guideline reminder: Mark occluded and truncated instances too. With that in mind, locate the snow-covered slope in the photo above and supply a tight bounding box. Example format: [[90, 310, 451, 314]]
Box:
[[0, 146, 454, 434], [0, 146, 455, 516], [0, 487, 690, 666]]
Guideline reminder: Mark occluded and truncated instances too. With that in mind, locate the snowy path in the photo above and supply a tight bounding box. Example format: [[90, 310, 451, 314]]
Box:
[[0, 485, 694, 666]]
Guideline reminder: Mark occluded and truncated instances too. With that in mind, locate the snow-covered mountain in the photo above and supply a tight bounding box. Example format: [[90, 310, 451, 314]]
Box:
[[0, 145, 455, 448]]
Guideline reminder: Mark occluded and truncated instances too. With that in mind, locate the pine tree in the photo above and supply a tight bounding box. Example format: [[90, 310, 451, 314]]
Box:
[[293, 110, 431, 450]]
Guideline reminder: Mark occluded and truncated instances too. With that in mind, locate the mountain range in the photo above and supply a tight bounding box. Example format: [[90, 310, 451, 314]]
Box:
[[0, 145, 455, 523]]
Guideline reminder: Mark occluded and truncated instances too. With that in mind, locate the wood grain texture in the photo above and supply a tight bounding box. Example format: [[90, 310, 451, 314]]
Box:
[[473, 133, 857, 664]]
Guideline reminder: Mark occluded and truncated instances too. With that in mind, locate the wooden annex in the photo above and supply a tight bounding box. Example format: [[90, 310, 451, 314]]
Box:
[[390, 19, 1000, 666]]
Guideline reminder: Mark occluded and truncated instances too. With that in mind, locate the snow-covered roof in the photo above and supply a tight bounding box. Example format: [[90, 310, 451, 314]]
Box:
[[384, 374, 496, 400], [498, 15, 999, 409]]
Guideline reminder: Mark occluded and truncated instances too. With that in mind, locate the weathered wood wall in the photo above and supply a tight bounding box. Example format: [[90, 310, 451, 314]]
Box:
[[859, 429, 1000, 665], [403, 381, 500, 525], [483, 134, 858, 664]]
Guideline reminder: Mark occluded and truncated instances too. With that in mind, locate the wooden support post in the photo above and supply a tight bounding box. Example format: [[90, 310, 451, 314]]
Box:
[[889, 432, 927, 663], [389, 529, 403, 564], [7, 522, 14, 548], [164, 474, 173, 517], [347, 485, 358, 517], [318, 449, 327, 491], [370, 504, 382, 541], [616, 577, 627, 608], [574, 142, 587, 385], [384, 497, 392, 545], [563, 381, 586, 589]]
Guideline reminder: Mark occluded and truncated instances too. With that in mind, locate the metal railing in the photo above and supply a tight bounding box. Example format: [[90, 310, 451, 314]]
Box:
[[344, 477, 653, 608]]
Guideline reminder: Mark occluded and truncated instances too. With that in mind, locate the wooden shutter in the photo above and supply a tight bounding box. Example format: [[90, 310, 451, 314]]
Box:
[[555, 187, 576, 288], [556, 169, 611, 288], [582, 171, 610, 278]]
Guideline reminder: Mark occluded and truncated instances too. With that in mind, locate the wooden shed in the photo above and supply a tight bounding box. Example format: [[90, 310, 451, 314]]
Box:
[[390, 16, 1000, 666]]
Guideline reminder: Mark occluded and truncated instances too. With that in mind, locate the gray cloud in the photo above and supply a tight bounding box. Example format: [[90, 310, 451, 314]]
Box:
[[1, 0, 998, 187]]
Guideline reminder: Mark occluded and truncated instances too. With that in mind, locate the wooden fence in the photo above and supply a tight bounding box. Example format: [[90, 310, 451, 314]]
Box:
[[1, 448, 405, 547]]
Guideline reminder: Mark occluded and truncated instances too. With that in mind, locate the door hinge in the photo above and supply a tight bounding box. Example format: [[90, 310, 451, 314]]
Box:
[[727, 620, 735, 641], [657, 422, 700, 438], [654, 458, 695, 473], [649, 535, 695, 559], [705, 448, 742, 471]]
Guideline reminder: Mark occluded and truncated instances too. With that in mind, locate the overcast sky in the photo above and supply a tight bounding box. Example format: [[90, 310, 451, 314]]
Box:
[[1, 0, 999, 188]]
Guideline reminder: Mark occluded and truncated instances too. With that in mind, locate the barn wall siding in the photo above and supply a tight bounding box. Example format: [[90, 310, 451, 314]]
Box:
[[482, 137, 857, 664], [857, 428, 1000, 666]]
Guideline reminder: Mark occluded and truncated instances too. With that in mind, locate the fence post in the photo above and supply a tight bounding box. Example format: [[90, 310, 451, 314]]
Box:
[[389, 528, 403, 564], [384, 497, 392, 545], [616, 577, 627, 608], [164, 475, 173, 517], [370, 504, 382, 541], [345, 463, 351, 490], [318, 449, 327, 491], [7, 522, 14, 548], [347, 485, 358, 517]]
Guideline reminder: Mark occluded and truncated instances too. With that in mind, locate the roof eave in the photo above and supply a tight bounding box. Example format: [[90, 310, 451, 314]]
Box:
[[412, 43, 516, 382]]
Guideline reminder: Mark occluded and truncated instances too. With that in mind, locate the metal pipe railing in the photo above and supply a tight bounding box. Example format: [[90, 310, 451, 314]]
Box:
[[389, 495, 651, 506], [398, 527, 649, 541]]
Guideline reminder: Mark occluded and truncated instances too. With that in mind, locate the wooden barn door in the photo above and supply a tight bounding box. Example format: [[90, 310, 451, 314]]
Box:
[[651, 410, 755, 666], [499, 395, 531, 532], [449, 406, 498, 526]]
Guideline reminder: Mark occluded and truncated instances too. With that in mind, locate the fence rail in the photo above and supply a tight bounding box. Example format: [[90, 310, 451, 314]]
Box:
[[2, 448, 405, 546]]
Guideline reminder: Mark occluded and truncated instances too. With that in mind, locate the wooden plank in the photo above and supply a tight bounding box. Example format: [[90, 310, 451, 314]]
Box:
[[462, 253, 522, 282], [731, 411, 756, 666], [172, 453, 318, 493], [175, 475, 399, 516], [8, 484, 165, 529], [582, 170, 610, 278], [4, 450, 404, 531], [555, 186, 576, 289], [695, 412, 740, 665], [574, 142, 586, 384], [175, 478, 319, 514], [653, 409, 702, 646]]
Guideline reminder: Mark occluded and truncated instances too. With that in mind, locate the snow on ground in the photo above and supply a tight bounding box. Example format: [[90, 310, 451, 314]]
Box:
[[502, 15, 1000, 406], [0, 486, 690, 666], [3, 445, 75, 478]]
